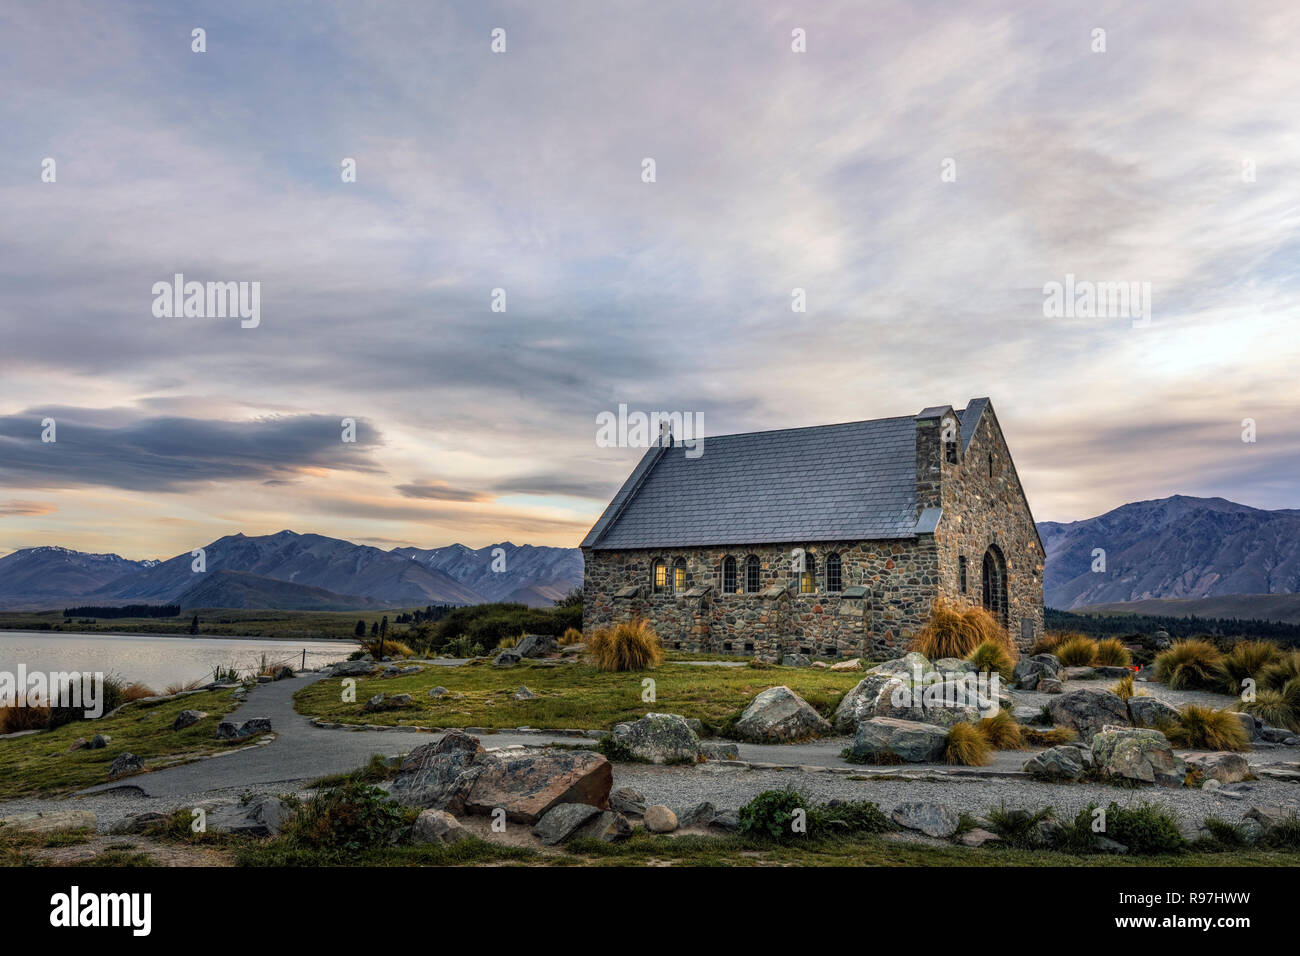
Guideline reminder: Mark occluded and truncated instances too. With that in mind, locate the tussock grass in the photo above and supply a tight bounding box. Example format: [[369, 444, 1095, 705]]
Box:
[[1168, 704, 1250, 751], [912, 597, 1018, 662], [586, 619, 665, 672], [1029, 632, 1068, 656], [1094, 638, 1132, 667], [1023, 726, 1077, 747], [944, 722, 992, 766], [1112, 674, 1135, 700], [1054, 635, 1098, 667], [1215, 640, 1283, 695], [968, 640, 1015, 681], [1258, 651, 1300, 693], [978, 710, 1024, 750], [1153, 639, 1224, 690], [1243, 689, 1298, 732], [558, 627, 583, 647]]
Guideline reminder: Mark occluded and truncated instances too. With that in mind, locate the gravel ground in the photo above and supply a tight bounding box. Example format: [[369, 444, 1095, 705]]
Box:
[[613, 764, 1300, 829]]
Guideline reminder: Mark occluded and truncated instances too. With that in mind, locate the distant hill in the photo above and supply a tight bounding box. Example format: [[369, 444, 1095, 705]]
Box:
[[1038, 495, 1300, 610], [0, 531, 583, 611], [1076, 593, 1300, 626]]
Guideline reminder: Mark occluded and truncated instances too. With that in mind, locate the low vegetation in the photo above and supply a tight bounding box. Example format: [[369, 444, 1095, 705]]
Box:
[[967, 639, 1015, 681], [586, 618, 664, 672], [1054, 634, 1099, 666], [944, 722, 992, 766], [977, 710, 1024, 750], [1166, 704, 1250, 751], [1153, 639, 1223, 690], [912, 598, 1017, 661]]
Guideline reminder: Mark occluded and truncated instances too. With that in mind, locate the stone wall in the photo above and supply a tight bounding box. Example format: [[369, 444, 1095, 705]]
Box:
[[582, 538, 939, 661]]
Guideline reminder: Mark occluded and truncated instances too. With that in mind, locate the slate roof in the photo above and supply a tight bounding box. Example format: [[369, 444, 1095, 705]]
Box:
[[583, 400, 990, 550]]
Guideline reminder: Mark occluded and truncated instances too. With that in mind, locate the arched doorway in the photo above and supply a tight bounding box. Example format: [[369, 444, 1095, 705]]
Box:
[[982, 545, 1008, 626]]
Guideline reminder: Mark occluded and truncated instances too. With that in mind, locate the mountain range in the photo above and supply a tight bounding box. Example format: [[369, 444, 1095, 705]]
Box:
[[0, 533, 582, 611], [2, 495, 1297, 614]]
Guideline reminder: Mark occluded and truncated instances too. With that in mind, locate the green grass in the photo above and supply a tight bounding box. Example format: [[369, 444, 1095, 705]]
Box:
[[0, 687, 260, 798], [294, 659, 866, 731]]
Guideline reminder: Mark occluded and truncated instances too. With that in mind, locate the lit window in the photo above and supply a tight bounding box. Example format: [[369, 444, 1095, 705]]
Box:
[[799, 553, 817, 594], [653, 560, 666, 593], [826, 553, 842, 592], [673, 559, 687, 592]]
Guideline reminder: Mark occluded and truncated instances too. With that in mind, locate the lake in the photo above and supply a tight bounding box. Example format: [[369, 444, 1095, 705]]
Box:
[[0, 631, 358, 691]]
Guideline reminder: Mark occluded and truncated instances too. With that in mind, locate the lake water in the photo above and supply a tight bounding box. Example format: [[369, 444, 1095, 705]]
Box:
[[0, 631, 358, 691]]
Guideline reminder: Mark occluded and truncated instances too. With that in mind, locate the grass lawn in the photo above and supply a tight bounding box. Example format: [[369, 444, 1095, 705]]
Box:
[[293, 659, 867, 731], [0, 687, 258, 799]]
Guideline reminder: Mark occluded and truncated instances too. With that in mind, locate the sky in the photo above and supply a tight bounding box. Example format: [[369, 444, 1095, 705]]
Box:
[[1, 0, 1298, 561]]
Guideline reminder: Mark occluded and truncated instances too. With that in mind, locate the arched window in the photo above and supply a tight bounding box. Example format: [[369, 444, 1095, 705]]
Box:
[[987, 453, 994, 478], [672, 558, 687, 592], [652, 559, 667, 594], [722, 555, 737, 594], [825, 553, 842, 592], [982, 545, 1007, 626], [799, 553, 817, 594], [959, 555, 968, 594], [745, 555, 761, 593]]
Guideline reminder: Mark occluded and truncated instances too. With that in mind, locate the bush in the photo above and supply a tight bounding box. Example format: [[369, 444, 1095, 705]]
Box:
[[968, 640, 1015, 681], [912, 597, 1017, 661], [1258, 651, 1300, 692], [1054, 635, 1098, 666], [1214, 640, 1282, 695], [977, 710, 1023, 750], [1023, 726, 1077, 747], [985, 804, 1055, 849], [558, 627, 583, 646], [0, 704, 52, 733], [738, 789, 808, 841], [285, 782, 409, 855], [1103, 802, 1184, 855], [1112, 674, 1135, 700], [364, 638, 413, 659], [1094, 638, 1132, 667], [1168, 705, 1250, 751], [586, 619, 664, 672], [412, 602, 583, 654], [808, 800, 894, 836], [497, 634, 519, 649], [1153, 639, 1223, 690], [944, 722, 992, 766], [1260, 813, 1300, 850], [1029, 632, 1067, 656], [1243, 689, 1298, 732]]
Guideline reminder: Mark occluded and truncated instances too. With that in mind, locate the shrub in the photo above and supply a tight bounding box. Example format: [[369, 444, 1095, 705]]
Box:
[[122, 682, 157, 701], [1054, 635, 1098, 666], [1112, 674, 1135, 700], [1167, 705, 1249, 751], [586, 619, 664, 672], [1242, 689, 1298, 732], [1259, 813, 1300, 850], [1029, 632, 1068, 656], [808, 800, 894, 836], [497, 634, 519, 649], [0, 704, 52, 733], [944, 722, 992, 766], [968, 640, 1015, 681], [1198, 817, 1248, 851], [163, 678, 205, 696], [978, 710, 1023, 750], [738, 789, 808, 841], [595, 735, 637, 762], [985, 804, 1055, 849], [365, 638, 413, 659], [1094, 638, 1132, 667], [1258, 651, 1300, 692], [1153, 639, 1223, 690], [1023, 726, 1077, 747], [558, 627, 583, 646], [285, 782, 408, 855], [1215, 640, 1282, 695], [912, 597, 1017, 661], [1103, 802, 1184, 855]]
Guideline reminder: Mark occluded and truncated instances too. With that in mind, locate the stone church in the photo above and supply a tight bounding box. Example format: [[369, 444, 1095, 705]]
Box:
[[581, 398, 1044, 661]]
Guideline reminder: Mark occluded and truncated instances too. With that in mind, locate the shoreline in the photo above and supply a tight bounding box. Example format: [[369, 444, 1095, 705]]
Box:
[[0, 629, 363, 644]]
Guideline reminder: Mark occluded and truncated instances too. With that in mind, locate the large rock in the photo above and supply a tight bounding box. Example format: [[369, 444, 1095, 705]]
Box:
[[891, 802, 960, 838], [831, 674, 904, 733], [1022, 745, 1089, 781], [610, 787, 647, 816], [868, 652, 935, 680], [1127, 695, 1181, 729], [875, 676, 987, 727], [616, 713, 701, 764], [672, 801, 716, 828], [108, 752, 143, 778], [493, 650, 522, 667], [1092, 726, 1186, 787], [848, 716, 948, 763], [172, 709, 208, 731], [1184, 751, 1250, 785], [216, 718, 272, 739], [532, 803, 602, 845], [463, 750, 612, 824], [829, 658, 863, 672], [329, 660, 380, 677], [573, 810, 633, 843], [362, 693, 412, 713], [1014, 653, 1062, 689], [514, 634, 557, 658], [389, 730, 487, 811], [644, 805, 678, 833], [1048, 690, 1130, 740], [0, 809, 97, 834], [733, 686, 832, 743], [412, 808, 472, 845], [208, 796, 291, 837]]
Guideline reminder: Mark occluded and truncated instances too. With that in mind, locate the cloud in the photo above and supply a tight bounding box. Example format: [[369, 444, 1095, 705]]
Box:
[[0, 500, 55, 517], [396, 480, 490, 502]]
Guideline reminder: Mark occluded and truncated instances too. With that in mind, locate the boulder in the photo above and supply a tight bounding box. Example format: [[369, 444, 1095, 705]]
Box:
[[616, 713, 701, 764], [1225, 711, 1257, 740], [644, 805, 678, 833], [1184, 751, 1250, 785], [1257, 725, 1300, 745], [493, 650, 522, 667], [891, 802, 960, 838], [389, 730, 487, 811], [672, 801, 716, 828], [217, 718, 273, 739], [1063, 666, 1097, 681], [514, 634, 558, 658], [848, 716, 948, 763], [108, 752, 143, 778], [1014, 653, 1061, 689], [574, 810, 633, 843], [109, 811, 168, 834], [532, 803, 603, 845], [868, 652, 934, 680], [1127, 695, 1180, 729], [67, 738, 89, 752], [412, 808, 472, 845], [782, 654, 811, 667], [329, 660, 379, 677], [829, 658, 863, 672], [1012, 706, 1043, 725], [0, 809, 97, 834], [609, 787, 647, 816], [709, 809, 741, 832], [1095, 666, 1132, 679], [428, 686, 449, 698], [957, 827, 1001, 847], [700, 741, 740, 761], [1092, 726, 1186, 787], [463, 750, 612, 824], [1048, 689, 1130, 740], [831, 674, 904, 733], [513, 685, 537, 701], [875, 676, 987, 727], [733, 686, 832, 743], [88, 734, 111, 749], [363, 693, 413, 713], [172, 709, 208, 731], [933, 658, 977, 673], [208, 796, 291, 837], [1036, 678, 1064, 694], [1022, 745, 1089, 781]]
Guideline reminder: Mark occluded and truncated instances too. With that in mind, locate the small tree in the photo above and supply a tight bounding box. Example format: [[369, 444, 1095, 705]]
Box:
[[189, 614, 199, 635], [354, 619, 366, 638]]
